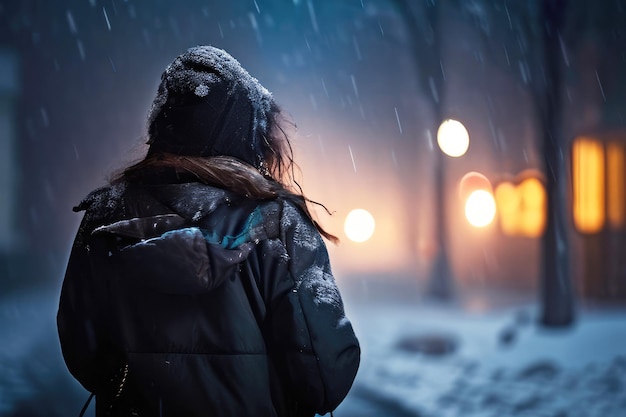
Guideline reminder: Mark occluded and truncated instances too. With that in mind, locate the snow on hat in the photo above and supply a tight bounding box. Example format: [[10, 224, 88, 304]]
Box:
[[147, 45, 275, 169]]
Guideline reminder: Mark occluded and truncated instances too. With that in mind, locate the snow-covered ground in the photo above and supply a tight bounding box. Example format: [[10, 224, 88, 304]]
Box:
[[336, 292, 626, 417], [1, 285, 625, 416]]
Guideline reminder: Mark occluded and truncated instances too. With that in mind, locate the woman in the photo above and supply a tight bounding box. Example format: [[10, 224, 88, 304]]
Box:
[[57, 45, 360, 417]]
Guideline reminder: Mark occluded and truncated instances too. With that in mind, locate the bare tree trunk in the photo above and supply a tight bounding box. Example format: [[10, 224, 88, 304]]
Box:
[[539, 0, 575, 326]]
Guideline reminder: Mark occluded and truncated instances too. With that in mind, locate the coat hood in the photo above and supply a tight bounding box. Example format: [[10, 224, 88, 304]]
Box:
[[146, 46, 275, 171], [93, 216, 254, 296], [80, 182, 264, 296]]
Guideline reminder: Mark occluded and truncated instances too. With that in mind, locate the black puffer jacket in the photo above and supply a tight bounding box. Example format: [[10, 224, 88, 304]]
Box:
[[57, 175, 360, 417]]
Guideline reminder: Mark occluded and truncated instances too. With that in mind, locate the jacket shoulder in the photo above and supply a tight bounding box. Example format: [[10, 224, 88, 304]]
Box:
[[73, 183, 128, 241], [277, 198, 324, 250], [74, 182, 127, 214], [249, 197, 310, 243]]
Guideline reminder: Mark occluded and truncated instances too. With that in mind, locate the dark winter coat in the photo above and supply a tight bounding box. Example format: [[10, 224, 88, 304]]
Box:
[[57, 172, 360, 417]]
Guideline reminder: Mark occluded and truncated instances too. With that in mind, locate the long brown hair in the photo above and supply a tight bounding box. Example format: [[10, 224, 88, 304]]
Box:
[[111, 109, 338, 244]]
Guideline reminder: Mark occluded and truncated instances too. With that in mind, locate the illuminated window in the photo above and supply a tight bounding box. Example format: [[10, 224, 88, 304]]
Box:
[[518, 177, 546, 238], [572, 136, 626, 234], [572, 138, 605, 234], [494, 182, 519, 235], [494, 175, 546, 238]]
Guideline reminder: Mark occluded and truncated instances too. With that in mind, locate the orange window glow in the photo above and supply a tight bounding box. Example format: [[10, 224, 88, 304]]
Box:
[[494, 177, 546, 238], [573, 138, 605, 234], [519, 177, 546, 238]]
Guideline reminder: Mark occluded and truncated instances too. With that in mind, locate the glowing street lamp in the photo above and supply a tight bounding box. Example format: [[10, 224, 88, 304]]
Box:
[[344, 208, 375, 243], [458, 171, 496, 228], [465, 190, 496, 228], [437, 119, 470, 157]]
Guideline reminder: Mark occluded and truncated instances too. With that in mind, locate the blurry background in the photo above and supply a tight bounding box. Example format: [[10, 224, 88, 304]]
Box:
[[1, 0, 626, 416], [2, 0, 626, 298]]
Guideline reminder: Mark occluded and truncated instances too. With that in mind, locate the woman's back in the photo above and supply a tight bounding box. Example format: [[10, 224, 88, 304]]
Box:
[[57, 45, 359, 417], [61, 172, 359, 416]]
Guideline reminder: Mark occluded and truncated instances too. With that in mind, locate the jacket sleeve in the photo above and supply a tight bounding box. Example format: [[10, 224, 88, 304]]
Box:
[[57, 220, 120, 393], [266, 201, 360, 414]]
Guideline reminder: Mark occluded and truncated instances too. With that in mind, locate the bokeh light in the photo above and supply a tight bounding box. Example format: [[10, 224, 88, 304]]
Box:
[[494, 170, 547, 238], [344, 208, 376, 243], [437, 119, 470, 157], [465, 190, 496, 228]]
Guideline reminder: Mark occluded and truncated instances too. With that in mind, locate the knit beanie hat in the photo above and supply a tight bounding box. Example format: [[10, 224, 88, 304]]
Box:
[[146, 46, 275, 170]]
